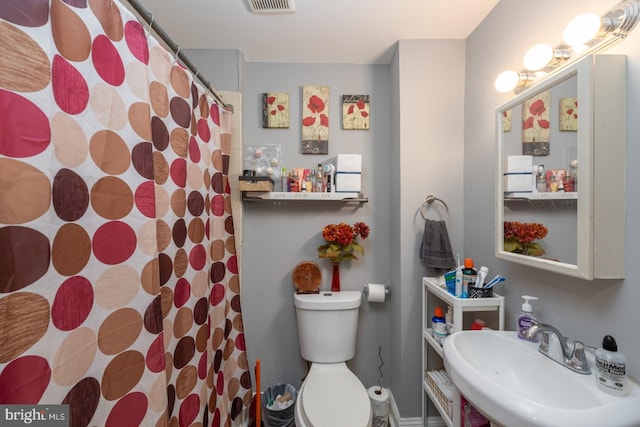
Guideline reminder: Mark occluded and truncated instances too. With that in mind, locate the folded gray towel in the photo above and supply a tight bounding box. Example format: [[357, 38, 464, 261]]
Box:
[[420, 219, 456, 274]]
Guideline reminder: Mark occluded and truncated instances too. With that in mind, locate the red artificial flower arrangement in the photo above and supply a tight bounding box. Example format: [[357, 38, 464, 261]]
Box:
[[317, 222, 370, 263], [504, 221, 547, 256]]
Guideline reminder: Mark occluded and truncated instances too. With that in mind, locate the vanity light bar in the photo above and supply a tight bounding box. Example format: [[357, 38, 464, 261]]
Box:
[[495, 0, 640, 93]]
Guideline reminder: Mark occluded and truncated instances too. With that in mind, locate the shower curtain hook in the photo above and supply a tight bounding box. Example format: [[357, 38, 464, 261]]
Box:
[[174, 46, 181, 64], [146, 12, 154, 37]]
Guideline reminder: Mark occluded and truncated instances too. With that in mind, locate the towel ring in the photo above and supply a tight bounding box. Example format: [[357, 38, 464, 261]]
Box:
[[420, 195, 449, 221]]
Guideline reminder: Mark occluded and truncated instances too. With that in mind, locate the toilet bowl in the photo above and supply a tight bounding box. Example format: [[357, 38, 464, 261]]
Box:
[[293, 291, 372, 427], [294, 363, 371, 427]]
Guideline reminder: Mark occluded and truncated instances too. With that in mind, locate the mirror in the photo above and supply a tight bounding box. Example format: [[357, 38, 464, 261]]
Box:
[[495, 54, 626, 280]]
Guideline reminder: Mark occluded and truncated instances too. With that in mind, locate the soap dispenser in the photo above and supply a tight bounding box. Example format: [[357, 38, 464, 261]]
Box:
[[517, 295, 539, 341]]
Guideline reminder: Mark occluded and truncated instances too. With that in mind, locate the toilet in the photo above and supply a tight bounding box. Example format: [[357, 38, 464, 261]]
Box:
[[293, 291, 372, 427]]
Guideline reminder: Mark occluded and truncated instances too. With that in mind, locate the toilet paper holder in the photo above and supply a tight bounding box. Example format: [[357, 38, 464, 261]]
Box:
[[362, 284, 390, 296]]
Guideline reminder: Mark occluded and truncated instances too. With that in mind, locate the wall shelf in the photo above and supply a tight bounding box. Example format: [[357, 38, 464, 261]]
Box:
[[504, 191, 577, 200], [504, 192, 578, 210], [242, 191, 368, 204]]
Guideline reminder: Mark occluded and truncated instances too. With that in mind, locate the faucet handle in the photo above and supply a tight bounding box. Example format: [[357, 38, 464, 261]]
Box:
[[569, 341, 591, 374], [538, 331, 550, 353]]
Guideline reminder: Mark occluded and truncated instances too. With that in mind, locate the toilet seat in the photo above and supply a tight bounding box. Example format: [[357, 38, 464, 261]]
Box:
[[296, 363, 371, 427]]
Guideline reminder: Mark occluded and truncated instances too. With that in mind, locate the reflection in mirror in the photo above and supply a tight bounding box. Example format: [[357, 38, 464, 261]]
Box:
[[500, 74, 578, 266]]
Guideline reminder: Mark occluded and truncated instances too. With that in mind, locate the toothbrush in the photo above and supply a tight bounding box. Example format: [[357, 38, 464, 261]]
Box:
[[485, 275, 505, 289], [485, 275, 504, 288]]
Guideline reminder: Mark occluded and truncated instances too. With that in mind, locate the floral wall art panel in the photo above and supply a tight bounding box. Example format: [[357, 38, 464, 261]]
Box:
[[262, 92, 289, 128], [342, 95, 370, 129], [302, 85, 329, 154], [559, 97, 578, 131], [502, 109, 512, 132], [522, 90, 550, 155]]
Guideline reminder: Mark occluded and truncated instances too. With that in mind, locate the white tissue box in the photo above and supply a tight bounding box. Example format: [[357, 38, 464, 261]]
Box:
[[507, 155, 533, 173], [504, 172, 534, 192], [334, 172, 361, 192], [336, 154, 362, 173]]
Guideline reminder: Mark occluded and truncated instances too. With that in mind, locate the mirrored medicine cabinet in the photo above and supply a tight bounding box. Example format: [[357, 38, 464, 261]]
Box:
[[495, 54, 626, 280]]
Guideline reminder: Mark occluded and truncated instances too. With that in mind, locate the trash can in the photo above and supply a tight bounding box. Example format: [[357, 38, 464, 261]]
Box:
[[261, 383, 297, 427]]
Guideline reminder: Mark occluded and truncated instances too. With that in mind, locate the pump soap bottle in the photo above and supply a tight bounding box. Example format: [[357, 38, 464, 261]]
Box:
[[517, 295, 539, 341], [595, 335, 627, 396]]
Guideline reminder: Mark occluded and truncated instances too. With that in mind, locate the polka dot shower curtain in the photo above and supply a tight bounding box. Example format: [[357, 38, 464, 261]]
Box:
[[0, 0, 252, 426]]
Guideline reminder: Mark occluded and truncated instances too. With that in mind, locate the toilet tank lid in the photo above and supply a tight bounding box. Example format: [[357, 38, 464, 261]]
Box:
[[294, 291, 362, 310]]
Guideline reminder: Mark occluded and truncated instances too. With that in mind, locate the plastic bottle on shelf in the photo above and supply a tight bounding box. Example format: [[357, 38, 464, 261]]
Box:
[[471, 319, 486, 330], [536, 165, 546, 192], [432, 307, 448, 345], [280, 168, 288, 192], [517, 295, 539, 341], [315, 164, 324, 192], [475, 266, 489, 288], [290, 171, 299, 192], [461, 258, 477, 298], [308, 169, 316, 192]]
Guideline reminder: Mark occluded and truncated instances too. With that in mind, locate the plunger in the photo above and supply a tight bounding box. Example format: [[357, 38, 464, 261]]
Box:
[[255, 359, 261, 427]]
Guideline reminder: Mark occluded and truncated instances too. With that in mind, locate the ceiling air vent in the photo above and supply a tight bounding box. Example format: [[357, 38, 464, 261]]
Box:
[[247, 0, 295, 14]]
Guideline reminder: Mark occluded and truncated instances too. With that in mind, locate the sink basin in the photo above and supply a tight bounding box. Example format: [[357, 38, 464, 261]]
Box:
[[443, 330, 640, 427]]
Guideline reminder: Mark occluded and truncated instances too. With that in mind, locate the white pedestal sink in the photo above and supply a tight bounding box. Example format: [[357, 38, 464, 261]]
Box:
[[443, 330, 640, 427]]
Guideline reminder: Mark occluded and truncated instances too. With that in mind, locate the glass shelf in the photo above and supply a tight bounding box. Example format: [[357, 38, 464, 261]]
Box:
[[242, 191, 368, 203], [504, 191, 577, 200]]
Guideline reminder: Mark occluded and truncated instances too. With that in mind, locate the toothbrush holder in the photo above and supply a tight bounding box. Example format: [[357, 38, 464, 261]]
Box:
[[468, 287, 493, 298]]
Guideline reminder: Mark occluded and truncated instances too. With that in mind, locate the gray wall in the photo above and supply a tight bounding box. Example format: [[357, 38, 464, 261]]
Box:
[[465, 0, 640, 383], [185, 49, 244, 92], [239, 62, 394, 394], [390, 40, 466, 415]]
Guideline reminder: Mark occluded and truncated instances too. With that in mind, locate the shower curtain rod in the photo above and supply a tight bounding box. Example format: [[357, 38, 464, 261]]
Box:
[[124, 0, 230, 109]]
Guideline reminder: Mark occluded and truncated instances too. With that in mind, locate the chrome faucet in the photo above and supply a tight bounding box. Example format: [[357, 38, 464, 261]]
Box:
[[524, 323, 591, 375]]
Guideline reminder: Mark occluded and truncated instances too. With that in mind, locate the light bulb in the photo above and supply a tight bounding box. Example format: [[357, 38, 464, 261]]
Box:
[[495, 71, 520, 93], [523, 44, 554, 71], [563, 13, 602, 46]]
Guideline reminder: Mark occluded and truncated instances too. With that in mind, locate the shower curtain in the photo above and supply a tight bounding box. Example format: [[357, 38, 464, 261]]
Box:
[[0, 0, 252, 426]]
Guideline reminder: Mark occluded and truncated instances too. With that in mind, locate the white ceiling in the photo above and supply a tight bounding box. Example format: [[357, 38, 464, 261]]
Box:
[[136, 0, 500, 64]]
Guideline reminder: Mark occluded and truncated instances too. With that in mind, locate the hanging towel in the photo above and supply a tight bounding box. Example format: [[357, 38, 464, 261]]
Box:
[[420, 219, 456, 274]]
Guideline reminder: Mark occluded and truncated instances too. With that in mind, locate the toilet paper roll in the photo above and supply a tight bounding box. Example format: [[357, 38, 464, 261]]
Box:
[[366, 283, 386, 303], [367, 386, 390, 426]]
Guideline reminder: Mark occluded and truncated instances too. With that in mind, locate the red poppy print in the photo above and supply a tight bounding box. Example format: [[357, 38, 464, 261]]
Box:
[[342, 94, 370, 130], [262, 92, 289, 128], [302, 85, 330, 154], [523, 117, 534, 130], [529, 99, 546, 116], [307, 95, 325, 113], [559, 97, 578, 131], [522, 90, 550, 145]]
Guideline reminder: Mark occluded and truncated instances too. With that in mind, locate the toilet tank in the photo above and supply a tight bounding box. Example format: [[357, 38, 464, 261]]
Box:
[[294, 291, 362, 363]]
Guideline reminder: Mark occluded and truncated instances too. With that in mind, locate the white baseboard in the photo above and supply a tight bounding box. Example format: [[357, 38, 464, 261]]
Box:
[[387, 390, 426, 427], [388, 389, 446, 427]]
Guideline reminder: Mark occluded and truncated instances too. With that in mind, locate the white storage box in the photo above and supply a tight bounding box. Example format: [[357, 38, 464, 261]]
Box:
[[507, 155, 533, 173], [504, 172, 533, 192], [336, 154, 362, 173], [334, 172, 361, 192]]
